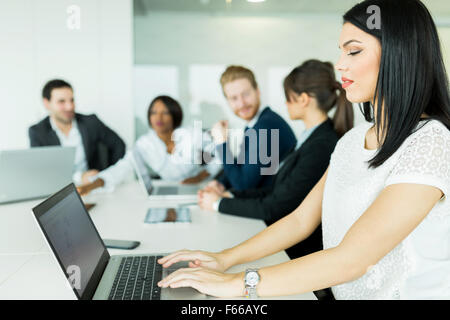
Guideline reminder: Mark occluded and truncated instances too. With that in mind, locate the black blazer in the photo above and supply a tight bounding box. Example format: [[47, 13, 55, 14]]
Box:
[[29, 113, 126, 171], [219, 118, 339, 258]]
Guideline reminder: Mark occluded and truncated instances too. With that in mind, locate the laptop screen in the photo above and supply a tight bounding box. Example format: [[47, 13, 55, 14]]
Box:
[[0, 146, 75, 204], [132, 148, 153, 195], [33, 184, 109, 299]]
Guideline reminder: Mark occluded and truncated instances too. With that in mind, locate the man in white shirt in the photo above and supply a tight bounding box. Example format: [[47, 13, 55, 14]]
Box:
[[29, 79, 126, 186]]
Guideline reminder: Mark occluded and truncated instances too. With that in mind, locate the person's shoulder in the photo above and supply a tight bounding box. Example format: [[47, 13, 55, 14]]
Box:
[[76, 113, 99, 123], [390, 119, 450, 190], [172, 127, 191, 139], [258, 107, 283, 123], [172, 127, 201, 147], [77, 114, 118, 133], [256, 107, 292, 130], [415, 119, 450, 136], [311, 119, 339, 140], [301, 135, 338, 155], [29, 116, 50, 132], [403, 119, 450, 148], [136, 129, 157, 145]]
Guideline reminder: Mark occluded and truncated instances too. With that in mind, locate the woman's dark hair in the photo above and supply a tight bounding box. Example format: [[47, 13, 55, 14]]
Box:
[[147, 95, 183, 129], [344, 0, 450, 168], [283, 59, 354, 137]]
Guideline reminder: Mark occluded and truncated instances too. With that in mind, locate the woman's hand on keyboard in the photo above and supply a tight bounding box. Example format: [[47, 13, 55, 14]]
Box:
[[157, 267, 244, 298], [157, 250, 230, 272]]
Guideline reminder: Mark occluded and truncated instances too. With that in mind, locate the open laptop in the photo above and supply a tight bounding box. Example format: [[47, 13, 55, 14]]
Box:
[[131, 148, 199, 200], [0, 146, 75, 204], [31, 183, 206, 300]]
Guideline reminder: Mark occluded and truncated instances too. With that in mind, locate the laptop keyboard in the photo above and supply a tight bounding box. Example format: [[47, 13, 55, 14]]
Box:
[[108, 255, 164, 300]]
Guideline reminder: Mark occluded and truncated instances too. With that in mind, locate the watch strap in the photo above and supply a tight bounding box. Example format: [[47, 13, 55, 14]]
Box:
[[244, 268, 260, 299], [245, 286, 258, 299]]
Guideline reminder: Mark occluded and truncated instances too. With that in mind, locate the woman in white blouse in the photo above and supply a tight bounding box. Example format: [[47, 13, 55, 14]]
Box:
[[78, 95, 220, 195], [156, 0, 450, 299]]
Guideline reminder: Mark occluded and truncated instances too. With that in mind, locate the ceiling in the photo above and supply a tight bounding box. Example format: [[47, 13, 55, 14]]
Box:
[[134, 0, 450, 17]]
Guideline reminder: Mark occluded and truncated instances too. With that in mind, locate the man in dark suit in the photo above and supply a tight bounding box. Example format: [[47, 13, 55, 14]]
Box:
[[29, 79, 126, 185], [207, 65, 297, 192]]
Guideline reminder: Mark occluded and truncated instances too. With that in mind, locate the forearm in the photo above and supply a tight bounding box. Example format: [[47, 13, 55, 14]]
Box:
[[220, 169, 327, 270], [73, 171, 84, 186], [229, 185, 272, 199], [255, 247, 359, 297], [78, 177, 105, 195], [219, 186, 306, 222], [218, 197, 269, 220], [97, 152, 133, 190], [220, 209, 316, 269], [90, 178, 105, 190], [182, 169, 210, 184], [194, 169, 210, 181], [252, 182, 443, 298]]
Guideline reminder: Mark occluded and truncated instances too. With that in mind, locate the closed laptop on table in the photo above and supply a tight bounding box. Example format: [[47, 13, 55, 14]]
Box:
[[0, 146, 75, 204]]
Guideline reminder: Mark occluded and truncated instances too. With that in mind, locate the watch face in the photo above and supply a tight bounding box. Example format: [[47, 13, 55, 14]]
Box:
[[246, 271, 259, 286]]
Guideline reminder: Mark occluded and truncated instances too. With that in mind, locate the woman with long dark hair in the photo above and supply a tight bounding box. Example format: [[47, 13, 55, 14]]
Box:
[[157, 0, 450, 299]]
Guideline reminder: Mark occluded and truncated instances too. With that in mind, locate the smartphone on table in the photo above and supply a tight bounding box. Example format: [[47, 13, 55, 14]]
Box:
[[103, 239, 140, 250]]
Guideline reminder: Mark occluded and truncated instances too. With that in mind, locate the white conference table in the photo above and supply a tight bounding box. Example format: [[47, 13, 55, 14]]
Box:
[[0, 180, 316, 300]]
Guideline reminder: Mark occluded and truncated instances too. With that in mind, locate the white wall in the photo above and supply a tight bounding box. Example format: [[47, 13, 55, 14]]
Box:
[[134, 12, 450, 140], [133, 12, 368, 139], [0, 0, 134, 150], [1, 4, 448, 150]]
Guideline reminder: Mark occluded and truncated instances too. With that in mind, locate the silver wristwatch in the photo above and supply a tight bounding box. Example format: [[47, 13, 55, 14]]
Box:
[[244, 268, 260, 299]]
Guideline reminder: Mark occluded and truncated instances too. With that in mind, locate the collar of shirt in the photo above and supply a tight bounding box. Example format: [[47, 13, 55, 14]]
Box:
[[49, 116, 79, 139], [296, 122, 321, 150], [147, 127, 193, 159], [49, 116, 87, 185], [245, 105, 268, 129]]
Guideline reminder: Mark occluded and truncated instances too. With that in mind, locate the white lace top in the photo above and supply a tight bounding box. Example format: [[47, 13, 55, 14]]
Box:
[[322, 119, 450, 299]]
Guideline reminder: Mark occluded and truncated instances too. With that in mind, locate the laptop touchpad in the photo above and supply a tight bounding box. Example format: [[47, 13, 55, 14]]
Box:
[[161, 261, 209, 300], [157, 186, 179, 195]]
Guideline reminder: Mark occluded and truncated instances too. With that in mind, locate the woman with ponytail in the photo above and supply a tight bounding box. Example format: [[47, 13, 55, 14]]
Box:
[[197, 60, 352, 299], [282, 59, 353, 139], [157, 0, 450, 300]]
